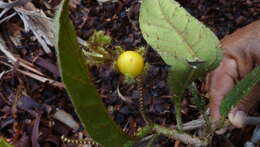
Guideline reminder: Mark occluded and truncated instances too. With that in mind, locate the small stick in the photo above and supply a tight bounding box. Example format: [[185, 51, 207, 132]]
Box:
[[244, 117, 260, 126], [0, 61, 64, 88], [0, 38, 44, 76], [0, 0, 31, 8], [229, 111, 260, 128]]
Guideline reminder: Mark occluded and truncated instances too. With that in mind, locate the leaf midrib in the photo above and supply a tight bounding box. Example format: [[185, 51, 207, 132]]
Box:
[[157, 0, 199, 59]]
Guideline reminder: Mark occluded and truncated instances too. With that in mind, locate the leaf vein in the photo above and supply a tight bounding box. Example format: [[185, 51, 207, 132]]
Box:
[[157, 0, 199, 58]]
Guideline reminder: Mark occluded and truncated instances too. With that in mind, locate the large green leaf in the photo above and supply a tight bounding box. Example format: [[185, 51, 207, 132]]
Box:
[[54, 0, 135, 146], [0, 138, 13, 147], [139, 0, 222, 94], [220, 66, 260, 118]]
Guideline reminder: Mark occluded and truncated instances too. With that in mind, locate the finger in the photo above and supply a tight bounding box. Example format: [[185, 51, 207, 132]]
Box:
[[207, 57, 238, 120], [228, 84, 260, 127], [206, 20, 260, 127]]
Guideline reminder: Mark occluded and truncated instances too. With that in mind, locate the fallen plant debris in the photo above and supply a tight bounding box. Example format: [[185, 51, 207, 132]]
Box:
[[0, 0, 259, 146]]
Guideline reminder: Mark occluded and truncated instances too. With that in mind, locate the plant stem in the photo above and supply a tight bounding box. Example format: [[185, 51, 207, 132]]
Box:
[[137, 76, 150, 125], [135, 121, 209, 146], [153, 124, 208, 146], [173, 68, 197, 131], [174, 94, 183, 130], [135, 125, 154, 138]]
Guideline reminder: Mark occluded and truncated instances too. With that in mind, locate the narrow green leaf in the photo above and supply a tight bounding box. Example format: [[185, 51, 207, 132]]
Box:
[[190, 83, 206, 112], [0, 138, 13, 147], [139, 0, 222, 94], [220, 66, 260, 118], [54, 0, 135, 146]]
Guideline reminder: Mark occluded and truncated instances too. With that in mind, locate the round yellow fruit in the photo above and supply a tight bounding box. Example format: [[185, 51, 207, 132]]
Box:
[[117, 51, 144, 77]]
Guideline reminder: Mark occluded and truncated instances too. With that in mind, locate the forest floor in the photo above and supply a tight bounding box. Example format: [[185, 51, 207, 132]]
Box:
[[0, 0, 259, 147]]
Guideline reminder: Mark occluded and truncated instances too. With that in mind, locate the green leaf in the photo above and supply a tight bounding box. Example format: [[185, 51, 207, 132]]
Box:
[[220, 66, 260, 118], [0, 138, 13, 147], [139, 0, 222, 94], [88, 31, 112, 48], [190, 83, 206, 112], [54, 0, 136, 146]]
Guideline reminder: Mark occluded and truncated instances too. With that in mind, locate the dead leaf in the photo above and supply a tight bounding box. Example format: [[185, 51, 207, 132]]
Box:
[[15, 8, 54, 54]]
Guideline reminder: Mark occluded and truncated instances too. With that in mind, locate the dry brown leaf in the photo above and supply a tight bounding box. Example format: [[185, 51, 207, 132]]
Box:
[[15, 8, 54, 54]]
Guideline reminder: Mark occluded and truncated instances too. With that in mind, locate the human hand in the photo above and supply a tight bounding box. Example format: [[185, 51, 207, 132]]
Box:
[[206, 20, 260, 128]]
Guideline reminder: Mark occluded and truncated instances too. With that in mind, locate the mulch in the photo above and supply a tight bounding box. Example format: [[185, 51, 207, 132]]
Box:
[[0, 0, 259, 146]]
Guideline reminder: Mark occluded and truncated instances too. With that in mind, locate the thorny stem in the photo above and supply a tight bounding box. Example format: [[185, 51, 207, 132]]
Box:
[[218, 117, 228, 129], [190, 83, 212, 132], [60, 135, 100, 147], [153, 124, 208, 146], [174, 68, 197, 131], [135, 125, 154, 138], [135, 120, 208, 146], [137, 76, 150, 125], [203, 111, 211, 131], [174, 94, 183, 131]]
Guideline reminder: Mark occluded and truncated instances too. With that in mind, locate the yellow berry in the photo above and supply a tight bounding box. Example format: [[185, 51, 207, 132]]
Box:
[[117, 51, 144, 77]]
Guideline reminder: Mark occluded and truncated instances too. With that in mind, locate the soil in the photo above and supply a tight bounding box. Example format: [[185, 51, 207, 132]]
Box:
[[0, 0, 259, 147]]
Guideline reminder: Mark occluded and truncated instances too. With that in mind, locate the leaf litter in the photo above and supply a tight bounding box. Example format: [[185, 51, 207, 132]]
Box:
[[0, 0, 259, 146]]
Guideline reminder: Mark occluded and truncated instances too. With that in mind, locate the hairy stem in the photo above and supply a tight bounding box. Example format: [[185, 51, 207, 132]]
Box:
[[153, 124, 208, 146], [137, 76, 150, 125], [174, 94, 183, 130], [174, 68, 197, 130]]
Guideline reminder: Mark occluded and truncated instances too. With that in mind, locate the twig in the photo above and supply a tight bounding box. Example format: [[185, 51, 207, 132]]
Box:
[[0, 0, 31, 8], [136, 118, 207, 139], [17, 69, 64, 88], [0, 8, 11, 18], [244, 117, 260, 126], [0, 35, 58, 87], [228, 111, 260, 128], [0, 38, 17, 62], [0, 70, 11, 80], [140, 134, 155, 143], [146, 134, 159, 147], [182, 118, 206, 131], [0, 38, 44, 76], [0, 12, 16, 24], [15, 8, 53, 54], [0, 61, 64, 88]]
